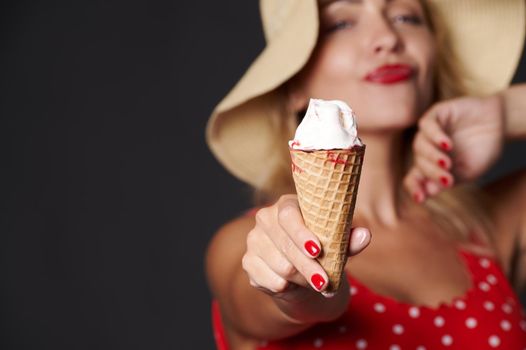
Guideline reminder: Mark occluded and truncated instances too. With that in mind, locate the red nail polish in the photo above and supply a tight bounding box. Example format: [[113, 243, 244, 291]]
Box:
[[304, 240, 320, 257], [438, 159, 447, 169], [440, 142, 451, 151], [311, 274, 326, 291], [413, 192, 422, 203], [440, 176, 449, 187]]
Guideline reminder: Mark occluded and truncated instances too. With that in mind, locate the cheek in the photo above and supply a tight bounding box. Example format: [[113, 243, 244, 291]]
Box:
[[421, 45, 437, 88], [302, 40, 359, 93], [321, 45, 354, 74], [409, 35, 437, 107]]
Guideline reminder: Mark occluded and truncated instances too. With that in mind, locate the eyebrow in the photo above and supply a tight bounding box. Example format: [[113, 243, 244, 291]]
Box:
[[320, 0, 394, 7], [320, 0, 362, 6]]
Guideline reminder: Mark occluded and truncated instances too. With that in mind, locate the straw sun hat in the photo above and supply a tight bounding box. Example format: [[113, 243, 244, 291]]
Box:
[[206, 0, 525, 189]]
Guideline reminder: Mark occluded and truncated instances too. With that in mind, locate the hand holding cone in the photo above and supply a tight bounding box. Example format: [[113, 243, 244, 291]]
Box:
[[290, 146, 365, 292]]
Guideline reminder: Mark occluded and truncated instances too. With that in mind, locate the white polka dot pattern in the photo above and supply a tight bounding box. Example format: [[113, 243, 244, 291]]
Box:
[[392, 324, 404, 335], [479, 282, 491, 292], [500, 320, 511, 331], [313, 338, 323, 348], [487, 274, 497, 285], [434, 316, 445, 327], [454, 300, 466, 310], [480, 258, 490, 268], [409, 306, 420, 318], [441, 334, 453, 346], [356, 339, 367, 349], [242, 250, 526, 350], [488, 335, 501, 347], [484, 301, 495, 311], [466, 317, 478, 329], [502, 303, 513, 314], [374, 303, 386, 313]]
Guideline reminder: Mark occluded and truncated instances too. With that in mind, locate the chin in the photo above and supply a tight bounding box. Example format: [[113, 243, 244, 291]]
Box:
[[359, 118, 418, 133], [352, 97, 420, 132]]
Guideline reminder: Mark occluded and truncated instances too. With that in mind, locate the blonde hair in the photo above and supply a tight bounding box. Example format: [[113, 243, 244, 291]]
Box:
[[419, 0, 493, 244], [253, 0, 493, 244]]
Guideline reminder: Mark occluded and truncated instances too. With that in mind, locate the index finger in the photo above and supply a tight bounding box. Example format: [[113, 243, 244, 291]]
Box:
[[277, 197, 322, 259], [419, 105, 453, 151]]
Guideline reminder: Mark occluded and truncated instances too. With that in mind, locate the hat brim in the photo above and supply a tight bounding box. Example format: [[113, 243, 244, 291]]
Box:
[[206, 0, 318, 187], [207, 0, 525, 188], [429, 0, 525, 95]]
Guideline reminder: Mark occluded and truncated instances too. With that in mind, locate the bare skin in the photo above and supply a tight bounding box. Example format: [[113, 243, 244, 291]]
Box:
[[206, 91, 526, 347], [404, 87, 526, 292], [207, 201, 371, 348], [206, 0, 526, 348]]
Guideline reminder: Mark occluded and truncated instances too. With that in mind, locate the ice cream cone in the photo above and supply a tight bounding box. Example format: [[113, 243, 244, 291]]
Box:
[[290, 146, 365, 292]]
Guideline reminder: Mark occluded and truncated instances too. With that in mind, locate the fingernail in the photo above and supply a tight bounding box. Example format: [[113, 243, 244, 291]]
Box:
[[413, 192, 422, 203], [304, 240, 320, 257], [311, 274, 326, 291], [356, 229, 367, 245], [438, 159, 447, 169], [440, 176, 449, 187], [440, 141, 451, 151], [321, 291, 336, 298]]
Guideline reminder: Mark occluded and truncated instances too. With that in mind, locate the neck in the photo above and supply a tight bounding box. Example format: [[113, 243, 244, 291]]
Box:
[[355, 131, 408, 228]]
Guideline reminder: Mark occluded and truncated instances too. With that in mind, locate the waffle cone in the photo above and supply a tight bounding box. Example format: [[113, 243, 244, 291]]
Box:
[[290, 146, 365, 292]]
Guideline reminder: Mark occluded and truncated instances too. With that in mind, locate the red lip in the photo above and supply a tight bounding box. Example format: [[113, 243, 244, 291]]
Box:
[[364, 64, 413, 84]]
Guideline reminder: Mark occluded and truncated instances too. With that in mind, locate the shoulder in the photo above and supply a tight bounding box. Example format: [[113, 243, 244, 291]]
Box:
[[206, 214, 257, 263], [483, 169, 526, 237], [483, 170, 526, 288], [484, 169, 526, 201], [205, 214, 261, 349], [205, 214, 256, 294]]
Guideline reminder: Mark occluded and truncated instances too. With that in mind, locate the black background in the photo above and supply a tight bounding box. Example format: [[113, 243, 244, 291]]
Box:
[[1, 1, 525, 349]]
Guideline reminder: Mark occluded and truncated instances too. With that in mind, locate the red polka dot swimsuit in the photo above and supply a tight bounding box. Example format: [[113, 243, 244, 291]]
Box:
[[212, 250, 526, 349]]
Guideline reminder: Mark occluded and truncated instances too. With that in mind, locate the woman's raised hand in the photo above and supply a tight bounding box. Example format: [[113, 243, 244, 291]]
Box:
[[242, 194, 370, 317], [404, 95, 505, 201]]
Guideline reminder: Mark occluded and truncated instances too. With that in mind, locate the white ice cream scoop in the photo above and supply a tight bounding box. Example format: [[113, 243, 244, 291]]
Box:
[[289, 99, 362, 150]]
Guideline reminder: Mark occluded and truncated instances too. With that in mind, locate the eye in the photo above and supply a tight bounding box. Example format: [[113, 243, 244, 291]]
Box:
[[392, 14, 423, 26], [326, 20, 355, 33]]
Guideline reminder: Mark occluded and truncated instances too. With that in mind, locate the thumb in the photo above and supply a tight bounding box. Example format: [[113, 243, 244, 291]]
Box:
[[348, 227, 371, 256]]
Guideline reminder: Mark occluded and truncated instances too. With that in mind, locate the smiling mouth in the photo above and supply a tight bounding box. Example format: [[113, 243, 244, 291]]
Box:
[[364, 64, 414, 84]]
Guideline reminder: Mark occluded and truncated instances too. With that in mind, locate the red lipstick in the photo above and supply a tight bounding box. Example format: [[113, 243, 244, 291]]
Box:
[[365, 64, 413, 84]]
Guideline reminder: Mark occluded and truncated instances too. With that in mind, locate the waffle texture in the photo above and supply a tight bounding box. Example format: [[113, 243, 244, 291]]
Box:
[[290, 146, 365, 292]]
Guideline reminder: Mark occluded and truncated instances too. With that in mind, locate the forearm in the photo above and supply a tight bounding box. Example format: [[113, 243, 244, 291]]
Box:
[[223, 264, 350, 341], [223, 266, 314, 340], [505, 83, 526, 289], [500, 84, 526, 139], [207, 217, 343, 341]]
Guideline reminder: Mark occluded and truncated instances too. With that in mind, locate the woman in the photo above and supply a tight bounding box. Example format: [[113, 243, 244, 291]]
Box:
[[206, 0, 526, 348]]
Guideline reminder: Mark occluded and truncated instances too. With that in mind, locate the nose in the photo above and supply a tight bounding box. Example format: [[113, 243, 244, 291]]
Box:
[[366, 16, 401, 55]]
